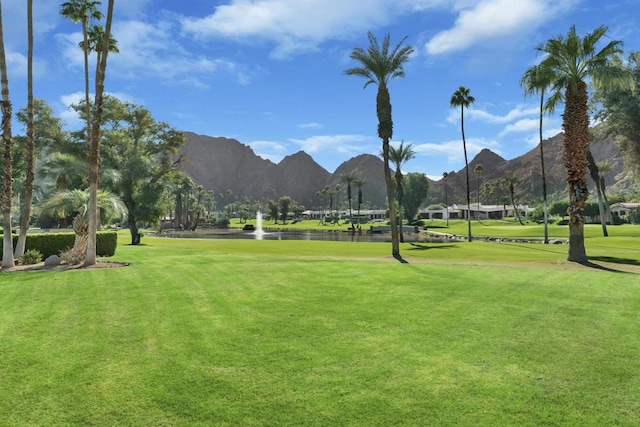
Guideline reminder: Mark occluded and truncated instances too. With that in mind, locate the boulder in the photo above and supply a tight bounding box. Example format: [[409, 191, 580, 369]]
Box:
[[44, 255, 61, 266]]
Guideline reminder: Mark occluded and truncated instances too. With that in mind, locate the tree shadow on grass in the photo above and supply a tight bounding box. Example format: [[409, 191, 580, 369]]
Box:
[[407, 243, 458, 251], [582, 256, 640, 274]]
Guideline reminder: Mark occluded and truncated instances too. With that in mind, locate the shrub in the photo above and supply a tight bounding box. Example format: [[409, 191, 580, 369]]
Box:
[[2, 231, 118, 258], [19, 249, 43, 265], [59, 247, 84, 265]]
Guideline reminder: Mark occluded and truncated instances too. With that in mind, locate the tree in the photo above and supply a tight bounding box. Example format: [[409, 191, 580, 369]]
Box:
[[474, 164, 483, 219], [586, 149, 607, 236], [502, 176, 524, 225], [389, 141, 415, 243], [594, 51, 639, 178], [340, 172, 358, 228], [59, 0, 103, 150], [39, 189, 125, 263], [536, 25, 624, 262], [79, 23, 118, 79], [402, 173, 429, 222], [278, 195, 292, 224], [99, 98, 185, 244], [442, 172, 449, 226], [14, 0, 34, 259], [0, 0, 14, 268], [450, 86, 475, 242], [345, 32, 413, 262], [266, 199, 278, 224], [521, 63, 555, 244], [85, 0, 114, 265], [353, 177, 366, 229]]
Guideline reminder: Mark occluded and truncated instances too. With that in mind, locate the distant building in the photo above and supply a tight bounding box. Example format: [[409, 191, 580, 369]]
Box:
[[610, 202, 640, 218], [419, 204, 530, 220]]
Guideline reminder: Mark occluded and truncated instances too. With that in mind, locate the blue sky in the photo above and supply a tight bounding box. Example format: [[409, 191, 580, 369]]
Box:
[[4, 0, 640, 179]]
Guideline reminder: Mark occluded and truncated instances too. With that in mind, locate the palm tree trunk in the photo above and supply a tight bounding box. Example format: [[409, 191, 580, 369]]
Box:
[[85, 0, 114, 266], [0, 3, 14, 269], [564, 81, 589, 263], [538, 91, 549, 244], [382, 138, 400, 256], [461, 109, 472, 241], [586, 149, 607, 236], [15, 0, 34, 258]]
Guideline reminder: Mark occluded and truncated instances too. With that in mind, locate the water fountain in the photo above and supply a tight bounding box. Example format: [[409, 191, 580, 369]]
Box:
[[255, 210, 264, 234]]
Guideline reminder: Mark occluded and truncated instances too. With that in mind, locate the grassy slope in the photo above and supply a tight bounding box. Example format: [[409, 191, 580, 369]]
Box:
[[1, 231, 639, 425]]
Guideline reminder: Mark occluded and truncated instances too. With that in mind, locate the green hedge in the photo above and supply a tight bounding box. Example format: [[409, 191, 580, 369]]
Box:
[[1, 231, 118, 258]]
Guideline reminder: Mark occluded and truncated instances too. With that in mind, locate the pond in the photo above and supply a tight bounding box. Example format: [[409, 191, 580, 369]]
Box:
[[156, 228, 452, 243]]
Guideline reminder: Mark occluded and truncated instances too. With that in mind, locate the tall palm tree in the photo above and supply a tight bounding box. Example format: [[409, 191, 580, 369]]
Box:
[[353, 176, 366, 230], [14, 0, 34, 259], [502, 176, 524, 225], [59, 0, 103, 152], [521, 63, 554, 244], [474, 164, 483, 220], [85, 0, 114, 266], [79, 24, 118, 79], [0, 0, 14, 268], [345, 32, 413, 261], [536, 25, 624, 262], [450, 86, 475, 241], [596, 159, 612, 223], [340, 172, 358, 230], [442, 172, 449, 227], [389, 141, 415, 243], [586, 148, 608, 237]]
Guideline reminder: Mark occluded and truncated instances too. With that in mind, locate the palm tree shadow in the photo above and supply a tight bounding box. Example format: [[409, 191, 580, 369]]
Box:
[[407, 243, 458, 251], [582, 256, 640, 274], [393, 254, 409, 264]]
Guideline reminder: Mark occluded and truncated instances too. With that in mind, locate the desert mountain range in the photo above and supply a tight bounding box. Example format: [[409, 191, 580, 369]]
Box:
[[180, 131, 627, 210]]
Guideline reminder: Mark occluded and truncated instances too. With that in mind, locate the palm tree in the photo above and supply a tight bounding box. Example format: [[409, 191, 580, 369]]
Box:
[[474, 164, 483, 220], [0, 0, 14, 268], [59, 0, 103, 150], [536, 25, 624, 262], [79, 24, 118, 79], [345, 32, 413, 261], [502, 176, 524, 225], [389, 141, 415, 243], [14, 0, 34, 259], [442, 172, 449, 227], [340, 172, 359, 231], [596, 160, 612, 223], [353, 176, 366, 230], [39, 189, 126, 263], [85, 0, 114, 266], [521, 63, 554, 244], [450, 86, 475, 241], [586, 149, 607, 236]]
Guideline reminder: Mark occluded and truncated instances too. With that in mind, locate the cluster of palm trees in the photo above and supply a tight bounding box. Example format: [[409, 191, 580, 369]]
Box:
[[1, 0, 116, 268], [345, 24, 628, 263]]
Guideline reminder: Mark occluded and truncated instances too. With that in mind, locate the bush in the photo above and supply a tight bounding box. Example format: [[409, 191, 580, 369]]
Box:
[[19, 249, 43, 265], [2, 231, 118, 258]]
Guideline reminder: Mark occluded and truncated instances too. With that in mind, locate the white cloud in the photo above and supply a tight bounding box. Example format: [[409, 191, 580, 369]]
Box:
[[58, 20, 253, 88], [425, 0, 579, 55], [414, 137, 502, 164], [298, 122, 324, 130], [499, 118, 539, 137], [447, 104, 539, 126], [524, 127, 562, 148], [248, 140, 289, 163], [180, 0, 439, 58], [289, 134, 374, 154]]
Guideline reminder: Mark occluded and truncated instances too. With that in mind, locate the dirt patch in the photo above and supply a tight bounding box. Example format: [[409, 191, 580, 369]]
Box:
[[2, 260, 130, 273]]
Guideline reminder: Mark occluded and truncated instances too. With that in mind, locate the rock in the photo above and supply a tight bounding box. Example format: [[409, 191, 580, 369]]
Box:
[[44, 255, 61, 266]]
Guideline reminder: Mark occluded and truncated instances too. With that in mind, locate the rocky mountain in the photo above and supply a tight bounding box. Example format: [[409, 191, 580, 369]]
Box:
[[180, 131, 628, 210]]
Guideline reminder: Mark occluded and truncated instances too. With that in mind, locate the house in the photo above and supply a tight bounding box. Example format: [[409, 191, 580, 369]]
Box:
[[610, 202, 640, 218], [419, 204, 530, 220]]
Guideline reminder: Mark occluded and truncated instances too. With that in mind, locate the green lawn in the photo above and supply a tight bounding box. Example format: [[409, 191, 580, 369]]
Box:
[[1, 231, 639, 425]]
